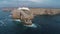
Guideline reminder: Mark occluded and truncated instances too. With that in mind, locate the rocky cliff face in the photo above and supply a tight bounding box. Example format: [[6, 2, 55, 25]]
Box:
[[30, 8, 60, 15], [12, 8, 60, 19]]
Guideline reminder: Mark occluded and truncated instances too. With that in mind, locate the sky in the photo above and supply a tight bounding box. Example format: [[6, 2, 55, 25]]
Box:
[[0, 0, 60, 8]]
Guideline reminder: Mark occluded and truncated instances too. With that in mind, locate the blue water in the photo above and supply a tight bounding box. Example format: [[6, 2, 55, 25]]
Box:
[[0, 10, 60, 34], [0, 10, 41, 34]]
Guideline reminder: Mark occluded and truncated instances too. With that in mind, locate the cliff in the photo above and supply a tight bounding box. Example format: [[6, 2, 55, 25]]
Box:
[[30, 8, 60, 15], [12, 8, 60, 19]]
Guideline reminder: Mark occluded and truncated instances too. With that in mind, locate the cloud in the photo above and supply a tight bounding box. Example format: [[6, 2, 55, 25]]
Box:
[[27, 0, 40, 2], [0, 0, 60, 8], [28, 0, 44, 2], [11, 0, 45, 3]]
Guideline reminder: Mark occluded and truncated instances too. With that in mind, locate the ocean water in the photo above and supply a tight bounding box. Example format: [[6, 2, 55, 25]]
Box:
[[0, 10, 41, 34], [0, 10, 60, 34]]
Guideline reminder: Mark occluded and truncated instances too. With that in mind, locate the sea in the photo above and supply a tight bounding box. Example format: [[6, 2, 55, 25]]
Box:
[[0, 10, 60, 34]]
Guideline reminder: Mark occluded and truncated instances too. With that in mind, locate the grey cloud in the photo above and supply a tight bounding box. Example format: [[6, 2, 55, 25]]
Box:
[[0, 0, 60, 8]]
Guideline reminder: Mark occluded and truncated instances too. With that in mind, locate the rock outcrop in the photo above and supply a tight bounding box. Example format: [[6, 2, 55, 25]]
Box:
[[12, 7, 34, 25], [30, 8, 60, 15], [11, 8, 60, 18]]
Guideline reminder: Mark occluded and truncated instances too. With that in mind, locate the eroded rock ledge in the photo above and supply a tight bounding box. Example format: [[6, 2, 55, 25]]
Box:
[[12, 8, 60, 18]]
